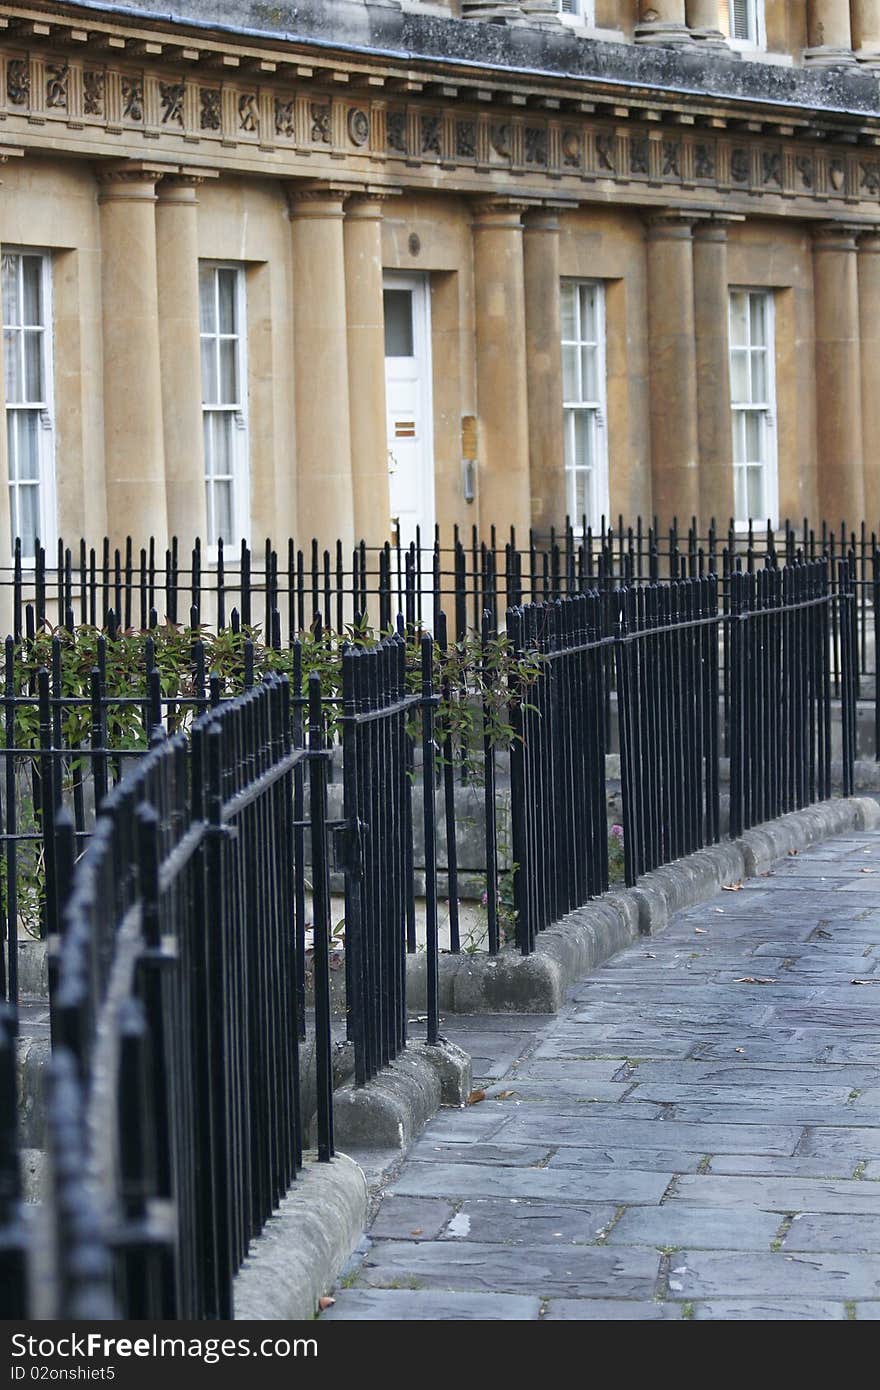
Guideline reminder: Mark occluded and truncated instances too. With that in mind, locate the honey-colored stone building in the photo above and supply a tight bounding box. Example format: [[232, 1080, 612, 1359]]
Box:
[[1, 0, 880, 559]]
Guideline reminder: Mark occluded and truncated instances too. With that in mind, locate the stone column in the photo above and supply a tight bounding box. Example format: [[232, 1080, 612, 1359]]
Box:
[[693, 219, 735, 529], [645, 212, 700, 529], [288, 183, 354, 555], [156, 174, 210, 550], [685, 0, 729, 47], [97, 162, 168, 554], [343, 193, 393, 548], [523, 208, 566, 537], [804, 0, 856, 63], [472, 199, 532, 543], [635, 0, 693, 45], [858, 230, 880, 528], [812, 223, 865, 526], [852, 0, 880, 60]]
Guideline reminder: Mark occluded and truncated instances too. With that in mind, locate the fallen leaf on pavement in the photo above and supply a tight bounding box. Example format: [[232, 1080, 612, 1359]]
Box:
[[318, 1297, 335, 1310], [466, 1089, 486, 1106], [722, 883, 744, 892], [694, 928, 708, 935], [851, 978, 879, 986], [410, 1228, 423, 1236], [861, 868, 875, 874], [495, 1089, 516, 1100], [735, 976, 776, 985]]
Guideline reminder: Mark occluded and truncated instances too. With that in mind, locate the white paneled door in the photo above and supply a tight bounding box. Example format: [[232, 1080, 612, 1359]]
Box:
[[384, 272, 434, 551]]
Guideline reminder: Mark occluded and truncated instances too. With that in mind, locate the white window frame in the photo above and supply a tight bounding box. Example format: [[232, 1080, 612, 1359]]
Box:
[[1, 247, 56, 562], [199, 261, 249, 552], [728, 286, 778, 530], [725, 0, 766, 52], [559, 0, 596, 30], [561, 278, 610, 534]]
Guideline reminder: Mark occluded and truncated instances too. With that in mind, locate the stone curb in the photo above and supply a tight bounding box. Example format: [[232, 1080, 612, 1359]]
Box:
[[406, 796, 880, 1015], [233, 1152, 368, 1322], [322, 1039, 472, 1151], [233, 1039, 471, 1322]]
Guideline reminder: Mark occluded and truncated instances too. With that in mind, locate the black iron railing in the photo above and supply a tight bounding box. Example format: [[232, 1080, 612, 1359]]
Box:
[[507, 593, 610, 954], [0, 544, 860, 1317], [615, 574, 722, 883], [727, 557, 850, 836], [2, 516, 877, 659], [503, 556, 856, 943], [2, 643, 435, 1319], [0, 528, 866, 1005]]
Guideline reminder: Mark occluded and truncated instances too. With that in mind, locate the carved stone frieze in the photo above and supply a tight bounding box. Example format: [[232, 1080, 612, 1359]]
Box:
[[0, 42, 878, 219], [6, 58, 29, 106], [275, 97, 294, 138], [200, 88, 221, 131], [46, 64, 69, 111], [121, 77, 143, 122], [160, 81, 184, 126], [347, 107, 369, 147], [83, 70, 104, 117], [456, 119, 476, 159], [310, 101, 331, 144], [387, 109, 407, 153], [524, 126, 547, 166]]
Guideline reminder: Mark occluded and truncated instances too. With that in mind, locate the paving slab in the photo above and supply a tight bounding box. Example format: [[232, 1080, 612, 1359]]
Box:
[[542, 1299, 681, 1320], [708, 1154, 866, 1179], [670, 1175, 880, 1212], [368, 1197, 456, 1241], [546, 1147, 706, 1174], [688, 1300, 849, 1320], [324, 826, 880, 1322], [320, 1289, 543, 1320], [783, 1212, 880, 1252], [605, 1205, 780, 1250], [672, 1250, 880, 1299], [406, 1141, 554, 1167], [437, 1200, 617, 1245], [358, 1241, 661, 1297], [389, 1162, 673, 1205], [497, 1116, 803, 1156]]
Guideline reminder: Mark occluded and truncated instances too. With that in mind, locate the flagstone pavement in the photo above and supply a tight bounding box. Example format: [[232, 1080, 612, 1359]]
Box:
[[323, 827, 880, 1321]]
